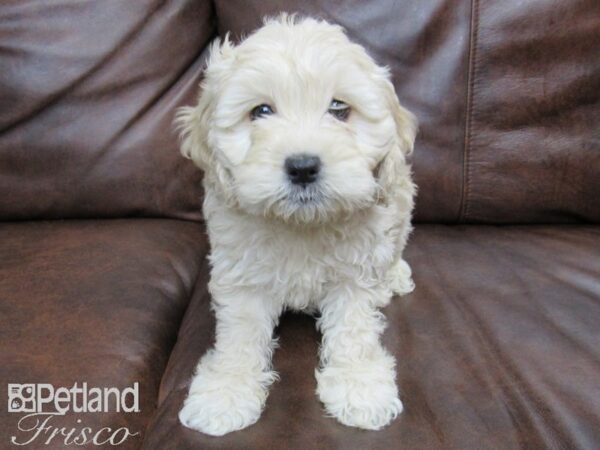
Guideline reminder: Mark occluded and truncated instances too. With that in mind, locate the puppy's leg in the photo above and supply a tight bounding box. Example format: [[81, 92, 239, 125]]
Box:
[[179, 291, 279, 436], [316, 285, 402, 430], [388, 220, 415, 296], [388, 258, 415, 296]]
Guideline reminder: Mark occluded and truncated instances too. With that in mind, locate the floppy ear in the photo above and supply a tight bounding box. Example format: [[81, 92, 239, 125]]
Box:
[[175, 36, 235, 172], [176, 93, 213, 171], [376, 77, 418, 202]]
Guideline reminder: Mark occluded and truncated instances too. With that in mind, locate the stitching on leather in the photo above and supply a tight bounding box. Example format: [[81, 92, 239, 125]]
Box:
[[460, 0, 480, 222]]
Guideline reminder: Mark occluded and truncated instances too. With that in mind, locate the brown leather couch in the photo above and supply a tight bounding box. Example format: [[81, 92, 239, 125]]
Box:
[[1, 1, 598, 449]]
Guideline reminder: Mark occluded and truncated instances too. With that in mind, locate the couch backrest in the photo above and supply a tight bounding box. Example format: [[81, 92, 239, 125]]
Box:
[[0, 0, 212, 221], [1, 0, 598, 223]]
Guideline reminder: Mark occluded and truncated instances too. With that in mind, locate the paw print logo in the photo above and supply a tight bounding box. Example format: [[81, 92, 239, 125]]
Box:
[[8, 384, 36, 413]]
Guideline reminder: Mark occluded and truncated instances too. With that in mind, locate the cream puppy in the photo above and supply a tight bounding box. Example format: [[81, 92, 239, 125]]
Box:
[[177, 15, 417, 436]]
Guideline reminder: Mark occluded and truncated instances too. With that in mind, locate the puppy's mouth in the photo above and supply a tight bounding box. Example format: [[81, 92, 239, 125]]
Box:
[[286, 184, 324, 205]]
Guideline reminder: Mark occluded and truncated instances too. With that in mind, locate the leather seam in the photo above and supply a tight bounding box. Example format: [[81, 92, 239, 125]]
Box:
[[460, 0, 480, 222]]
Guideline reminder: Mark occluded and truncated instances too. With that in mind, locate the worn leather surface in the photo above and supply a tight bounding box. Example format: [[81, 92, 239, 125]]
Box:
[[461, 0, 600, 222], [0, 0, 213, 221], [142, 225, 600, 449], [0, 219, 207, 449]]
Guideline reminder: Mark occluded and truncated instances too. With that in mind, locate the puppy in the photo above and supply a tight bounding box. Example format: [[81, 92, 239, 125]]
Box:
[[177, 15, 417, 436]]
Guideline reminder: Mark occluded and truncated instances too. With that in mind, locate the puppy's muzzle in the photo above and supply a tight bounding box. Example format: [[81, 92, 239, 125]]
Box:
[[285, 154, 321, 187]]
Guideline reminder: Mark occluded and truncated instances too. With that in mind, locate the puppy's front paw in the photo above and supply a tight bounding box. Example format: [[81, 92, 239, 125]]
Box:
[[179, 372, 270, 436], [316, 357, 403, 430]]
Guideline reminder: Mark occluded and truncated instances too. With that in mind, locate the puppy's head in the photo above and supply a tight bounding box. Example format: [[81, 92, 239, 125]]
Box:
[[178, 15, 416, 224]]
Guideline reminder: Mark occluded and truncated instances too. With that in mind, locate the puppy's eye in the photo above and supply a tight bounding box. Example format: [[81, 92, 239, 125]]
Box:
[[328, 99, 350, 121], [250, 104, 274, 120]]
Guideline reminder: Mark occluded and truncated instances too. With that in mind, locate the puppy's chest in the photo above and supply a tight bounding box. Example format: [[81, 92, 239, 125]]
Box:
[[209, 218, 394, 309]]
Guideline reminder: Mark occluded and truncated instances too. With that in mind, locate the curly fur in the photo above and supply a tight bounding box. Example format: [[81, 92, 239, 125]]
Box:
[[177, 14, 417, 436]]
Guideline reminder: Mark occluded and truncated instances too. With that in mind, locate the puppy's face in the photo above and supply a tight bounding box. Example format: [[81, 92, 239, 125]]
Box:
[[179, 16, 416, 224]]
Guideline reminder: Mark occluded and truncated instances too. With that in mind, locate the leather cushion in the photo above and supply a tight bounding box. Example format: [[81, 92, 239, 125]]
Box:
[[142, 225, 600, 449], [0, 219, 207, 449], [0, 0, 213, 220], [461, 0, 600, 222]]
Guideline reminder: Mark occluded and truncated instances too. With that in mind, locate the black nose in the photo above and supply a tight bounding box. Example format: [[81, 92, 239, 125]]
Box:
[[285, 154, 321, 186]]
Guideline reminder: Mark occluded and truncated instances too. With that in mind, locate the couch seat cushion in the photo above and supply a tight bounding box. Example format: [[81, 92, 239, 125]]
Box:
[[142, 225, 600, 450], [0, 219, 207, 449]]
